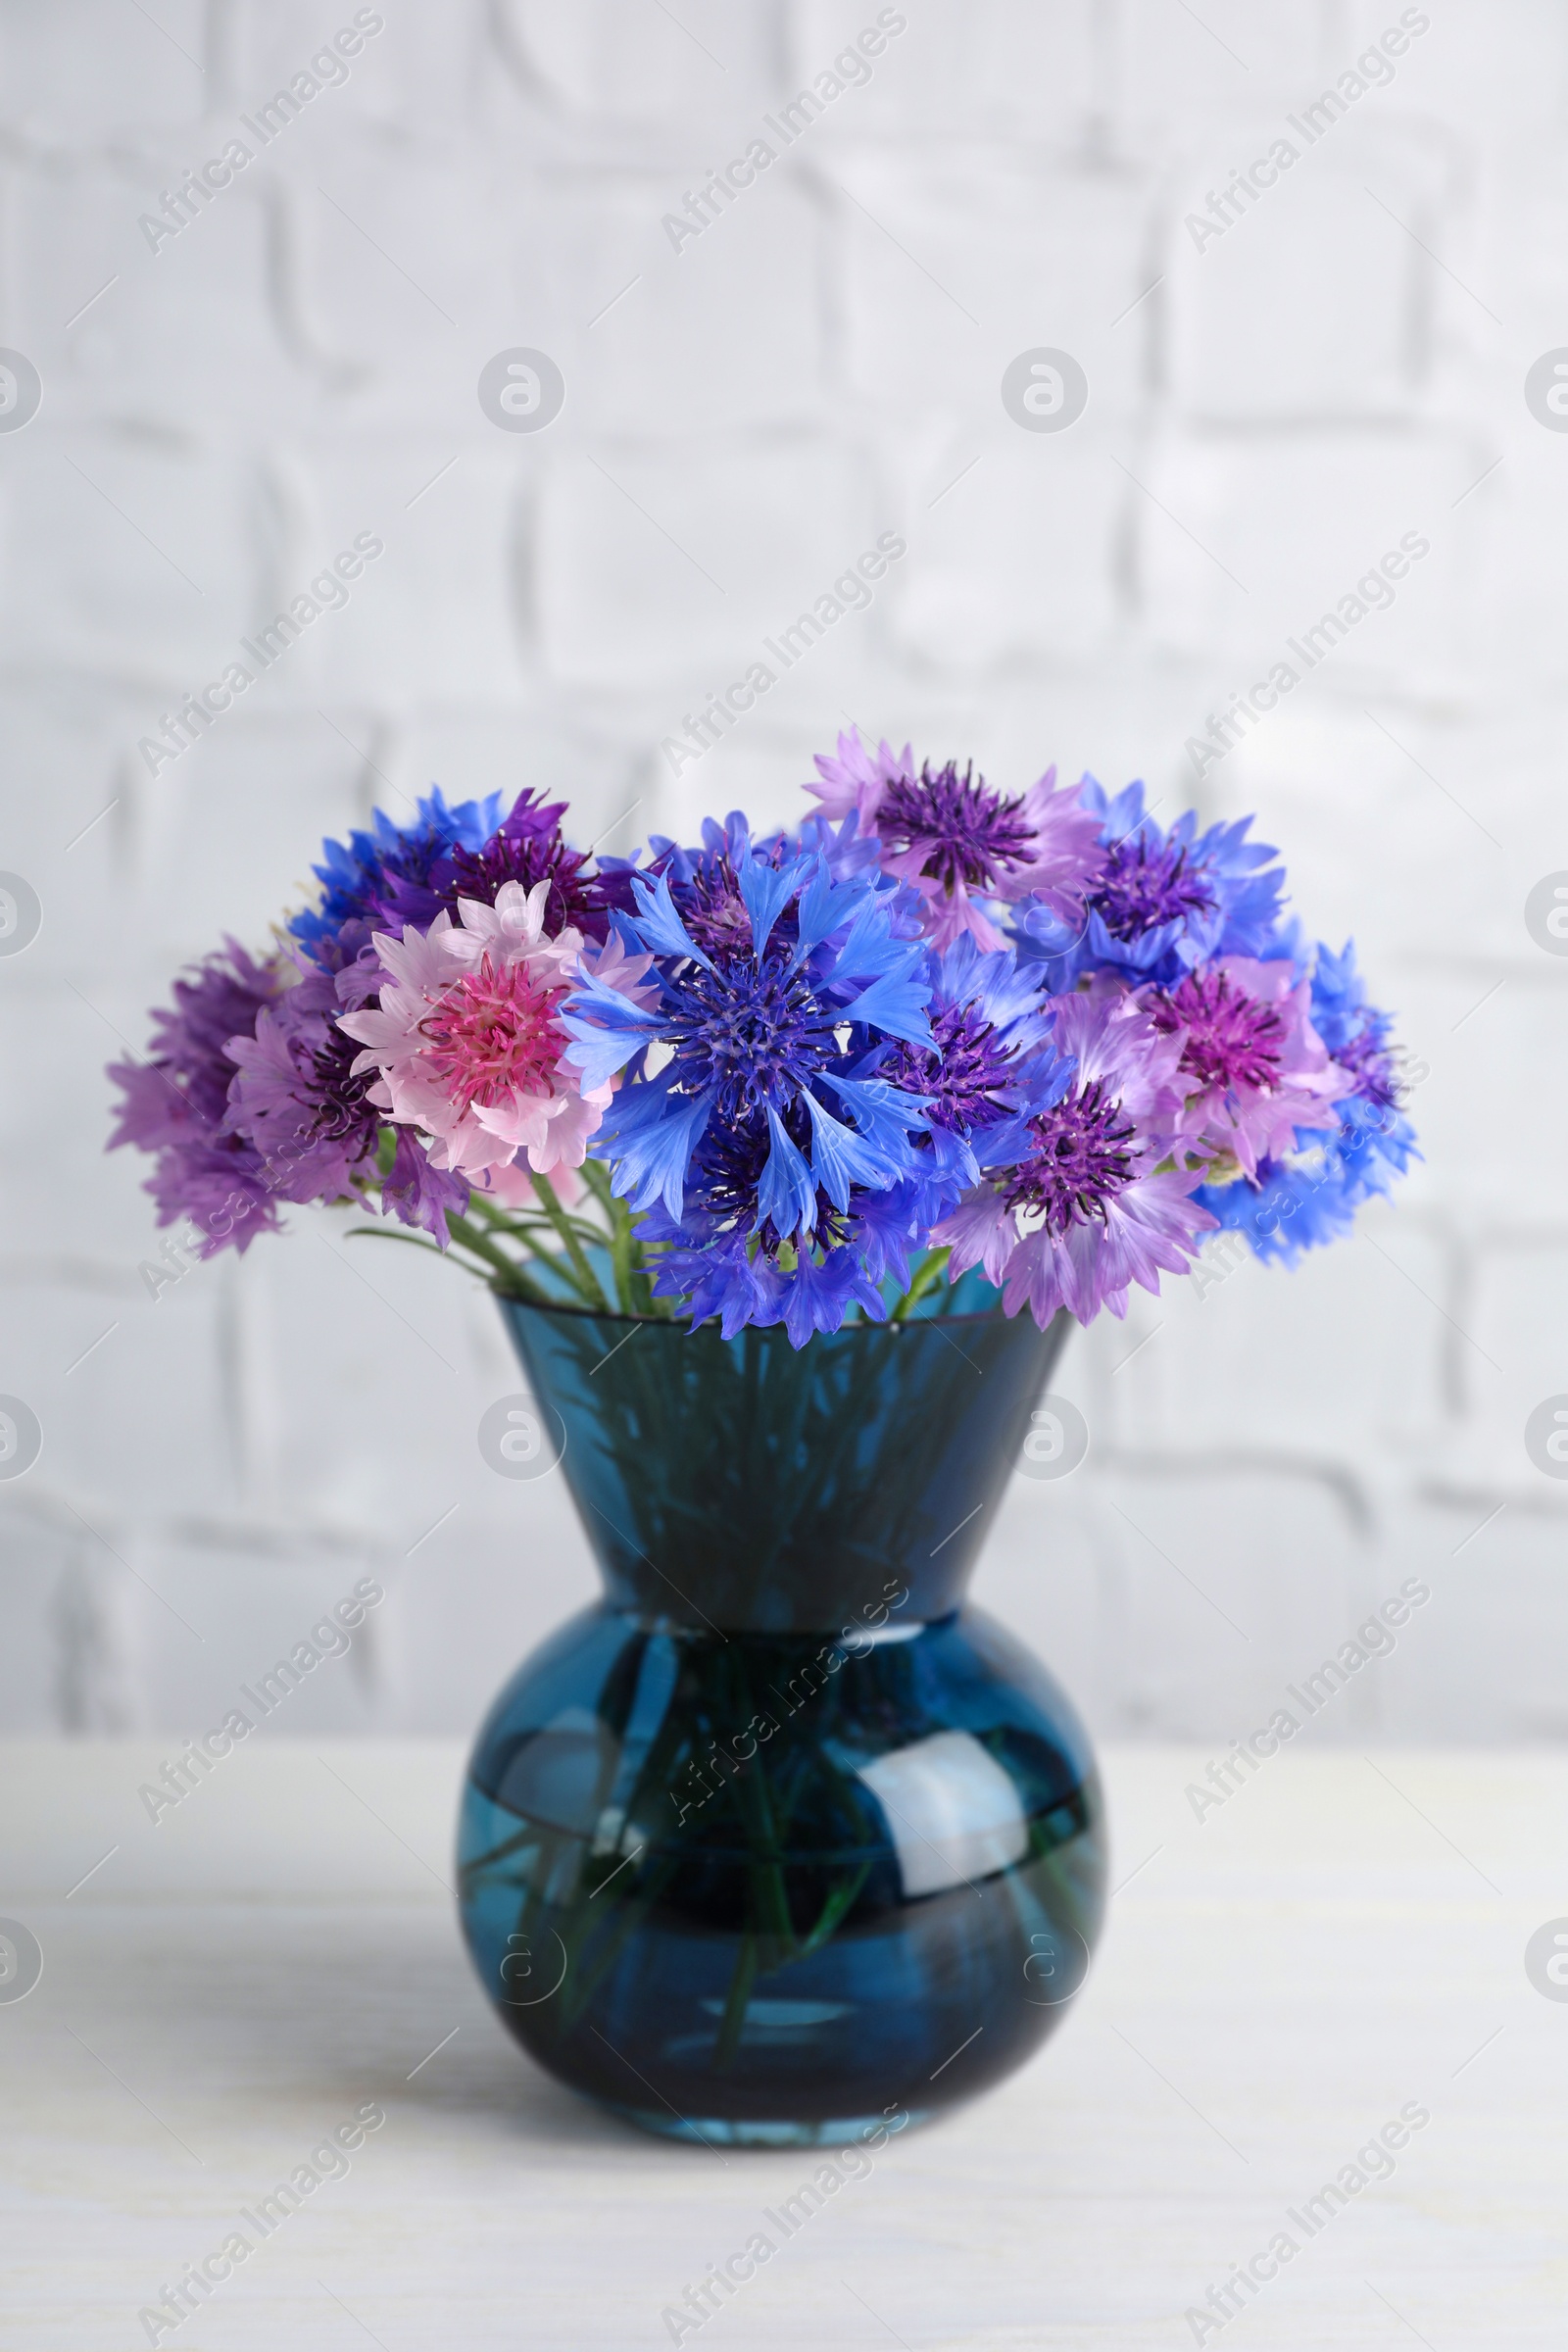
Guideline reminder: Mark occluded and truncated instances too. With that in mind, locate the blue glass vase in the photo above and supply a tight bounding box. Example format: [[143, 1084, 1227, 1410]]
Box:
[[457, 1285, 1105, 2146]]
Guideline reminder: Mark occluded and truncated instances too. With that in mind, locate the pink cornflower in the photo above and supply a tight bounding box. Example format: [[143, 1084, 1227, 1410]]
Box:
[[338, 880, 653, 1184]]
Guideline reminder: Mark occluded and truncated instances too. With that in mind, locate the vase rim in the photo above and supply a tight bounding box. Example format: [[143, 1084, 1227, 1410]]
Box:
[[497, 1293, 1029, 1335]]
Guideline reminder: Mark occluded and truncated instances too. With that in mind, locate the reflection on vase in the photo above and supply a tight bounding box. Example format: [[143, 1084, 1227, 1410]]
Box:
[[458, 1285, 1105, 2145]]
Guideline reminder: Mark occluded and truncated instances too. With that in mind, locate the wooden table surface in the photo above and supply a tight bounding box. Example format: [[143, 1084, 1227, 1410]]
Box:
[[0, 1738, 1562, 2349]]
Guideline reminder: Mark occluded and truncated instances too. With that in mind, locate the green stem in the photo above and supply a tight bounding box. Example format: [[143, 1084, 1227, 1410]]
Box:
[[527, 1174, 613, 1313], [466, 1195, 616, 1255], [713, 1934, 760, 2072], [460, 1194, 534, 1236], [346, 1225, 515, 1288], [890, 1246, 952, 1320], [613, 1195, 656, 1317], [575, 1160, 662, 1318], [444, 1210, 540, 1289], [458, 1823, 543, 1884], [794, 1858, 872, 1961], [505, 1223, 609, 1307], [573, 1158, 617, 1221], [460, 1207, 605, 1307]]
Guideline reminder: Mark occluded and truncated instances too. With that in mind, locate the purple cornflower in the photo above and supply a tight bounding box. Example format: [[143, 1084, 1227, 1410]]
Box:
[[638, 809, 885, 963], [808, 727, 1104, 951], [289, 790, 500, 969], [878, 933, 1065, 1217], [373, 789, 624, 943], [889, 1001, 1021, 1134], [1014, 778, 1286, 988], [1188, 937, 1419, 1268], [222, 964, 382, 1209], [1307, 941, 1400, 1110], [1093, 833, 1216, 943], [935, 986, 1215, 1326], [1000, 1080, 1139, 1234], [107, 943, 288, 1253], [672, 828, 799, 963], [877, 762, 1037, 894], [1330, 1025, 1397, 1109]]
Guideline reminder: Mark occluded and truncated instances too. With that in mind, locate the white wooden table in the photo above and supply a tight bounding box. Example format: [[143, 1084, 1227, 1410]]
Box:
[[1, 1739, 1562, 2349]]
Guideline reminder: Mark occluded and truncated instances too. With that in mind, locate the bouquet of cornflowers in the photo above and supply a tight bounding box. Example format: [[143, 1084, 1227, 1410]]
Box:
[[108, 733, 1416, 1344]]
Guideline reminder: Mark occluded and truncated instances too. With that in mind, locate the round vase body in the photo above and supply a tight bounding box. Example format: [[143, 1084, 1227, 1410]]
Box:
[[458, 1292, 1105, 2145]]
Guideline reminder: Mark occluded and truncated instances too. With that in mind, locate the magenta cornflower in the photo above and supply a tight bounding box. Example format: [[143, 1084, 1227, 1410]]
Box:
[[1149, 956, 1346, 1179], [1150, 966, 1284, 1092], [933, 987, 1216, 1325]]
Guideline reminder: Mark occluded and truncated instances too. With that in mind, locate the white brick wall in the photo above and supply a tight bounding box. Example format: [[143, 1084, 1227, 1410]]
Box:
[[0, 0, 1561, 1747]]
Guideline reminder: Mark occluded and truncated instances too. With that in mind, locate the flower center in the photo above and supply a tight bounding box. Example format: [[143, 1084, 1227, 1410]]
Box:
[[1092, 836, 1215, 941], [683, 1107, 851, 1256], [307, 1026, 379, 1141], [416, 956, 565, 1113], [1149, 970, 1284, 1094], [1002, 1080, 1136, 1234], [663, 957, 835, 1118], [883, 1003, 1015, 1133], [876, 761, 1035, 893], [440, 834, 588, 933], [1331, 1023, 1396, 1107], [678, 858, 765, 961]]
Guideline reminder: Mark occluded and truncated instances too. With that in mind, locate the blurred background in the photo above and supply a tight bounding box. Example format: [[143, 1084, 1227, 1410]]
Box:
[[1, 0, 1562, 1750]]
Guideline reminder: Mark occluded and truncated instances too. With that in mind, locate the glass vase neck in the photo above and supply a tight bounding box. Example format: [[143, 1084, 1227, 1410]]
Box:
[[499, 1298, 1069, 1635]]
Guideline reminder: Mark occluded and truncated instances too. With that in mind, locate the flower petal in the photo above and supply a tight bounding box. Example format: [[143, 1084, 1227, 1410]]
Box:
[[758, 1106, 818, 1240]]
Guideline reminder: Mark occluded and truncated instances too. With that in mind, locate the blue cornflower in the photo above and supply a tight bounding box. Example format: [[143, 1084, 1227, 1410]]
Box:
[[640, 1212, 892, 1347], [1307, 938, 1400, 1108], [629, 808, 889, 963], [1196, 1096, 1418, 1266], [1013, 777, 1286, 989], [564, 837, 931, 1225], [638, 811, 803, 965], [561, 832, 935, 1341], [289, 789, 501, 968]]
